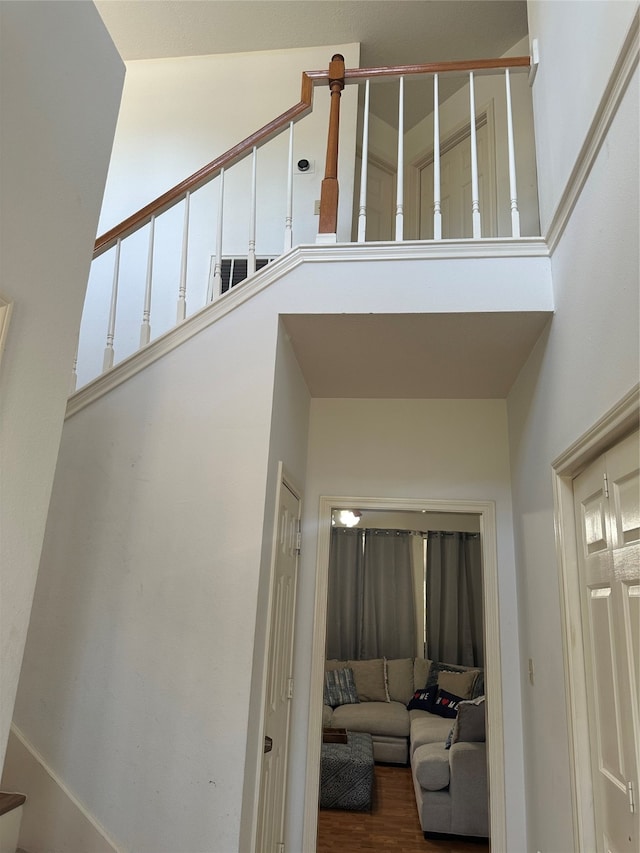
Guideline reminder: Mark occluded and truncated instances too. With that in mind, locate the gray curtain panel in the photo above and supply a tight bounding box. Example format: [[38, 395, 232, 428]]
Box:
[[326, 527, 417, 660], [326, 528, 365, 660], [361, 530, 417, 659], [426, 531, 484, 667]]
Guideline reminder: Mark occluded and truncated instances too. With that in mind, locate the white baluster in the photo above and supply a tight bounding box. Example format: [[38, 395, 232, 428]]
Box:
[[433, 73, 442, 240], [505, 69, 521, 237], [395, 76, 404, 241], [248, 146, 257, 275], [103, 239, 121, 372], [208, 168, 225, 302], [177, 191, 190, 322], [284, 122, 294, 252], [357, 79, 371, 243], [469, 71, 481, 238], [140, 215, 155, 346]]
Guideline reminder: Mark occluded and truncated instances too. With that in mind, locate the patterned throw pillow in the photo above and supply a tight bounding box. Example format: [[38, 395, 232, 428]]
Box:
[[324, 667, 359, 708], [430, 688, 464, 718], [407, 685, 438, 712]]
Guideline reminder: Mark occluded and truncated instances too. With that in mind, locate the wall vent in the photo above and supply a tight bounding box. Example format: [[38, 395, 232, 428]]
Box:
[[218, 257, 275, 294]]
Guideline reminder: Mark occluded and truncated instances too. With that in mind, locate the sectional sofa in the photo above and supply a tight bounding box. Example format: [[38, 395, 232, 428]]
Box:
[[323, 657, 488, 838]]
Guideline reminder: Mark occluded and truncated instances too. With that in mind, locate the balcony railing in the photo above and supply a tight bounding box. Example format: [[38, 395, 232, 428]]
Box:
[[74, 51, 535, 392]]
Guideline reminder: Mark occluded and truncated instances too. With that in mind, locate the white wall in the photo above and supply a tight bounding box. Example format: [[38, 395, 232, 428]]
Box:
[[286, 398, 527, 850], [528, 0, 638, 231], [11, 293, 283, 852], [2, 727, 119, 853], [509, 4, 639, 851], [78, 43, 360, 389], [0, 0, 124, 772], [10, 191, 550, 850]]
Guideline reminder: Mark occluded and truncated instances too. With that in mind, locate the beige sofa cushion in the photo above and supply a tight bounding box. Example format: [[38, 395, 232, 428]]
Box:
[[413, 657, 432, 692], [386, 657, 415, 704], [413, 743, 450, 791], [331, 700, 410, 738], [437, 669, 478, 700], [410, 711, 454, 752], [348, 658, 387, 702]]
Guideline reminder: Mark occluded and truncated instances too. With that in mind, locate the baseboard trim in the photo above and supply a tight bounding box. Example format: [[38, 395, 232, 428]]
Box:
[[7, 724, 122, 853]]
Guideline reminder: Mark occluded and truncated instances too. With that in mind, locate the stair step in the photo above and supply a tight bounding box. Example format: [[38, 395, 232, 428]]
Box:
[[0, 792, 26, 816]]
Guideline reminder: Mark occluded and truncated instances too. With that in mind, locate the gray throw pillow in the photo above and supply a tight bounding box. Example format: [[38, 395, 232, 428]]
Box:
[[324, 667, 359, 708], [450, 695, 486, 745]]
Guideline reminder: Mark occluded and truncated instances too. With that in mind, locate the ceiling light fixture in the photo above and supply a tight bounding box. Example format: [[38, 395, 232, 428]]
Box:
[[338, 510, 362, 527]]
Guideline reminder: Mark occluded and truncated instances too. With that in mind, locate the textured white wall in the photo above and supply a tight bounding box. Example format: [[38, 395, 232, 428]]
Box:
[[509, 5, 639, 851], [287, 398, 527, 850], [12, 292, 283, 852], [78, 43, 360, 389], [0, 1, 124, 772], [528, 0, 638, 230], [11, 238, 550, 849]]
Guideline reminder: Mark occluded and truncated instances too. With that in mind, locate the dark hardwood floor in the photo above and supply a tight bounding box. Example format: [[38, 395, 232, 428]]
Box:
[[317, 764, 490, 853]]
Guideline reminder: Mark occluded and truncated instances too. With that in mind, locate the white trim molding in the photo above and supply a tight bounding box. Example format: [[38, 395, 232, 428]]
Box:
[[551, 384, 639, 853], [302, 495, 505, 852]]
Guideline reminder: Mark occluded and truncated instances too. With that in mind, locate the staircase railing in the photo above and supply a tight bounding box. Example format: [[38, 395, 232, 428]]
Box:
[[75, 51, 533, 393]]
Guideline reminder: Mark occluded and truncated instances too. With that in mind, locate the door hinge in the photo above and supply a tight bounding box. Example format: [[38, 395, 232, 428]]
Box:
[[287, 677, 294, 699], [603, 472, 610, 499], [277, 843, 285, 853], [295, 520, 301, 555], [629, 780, 636, 814]]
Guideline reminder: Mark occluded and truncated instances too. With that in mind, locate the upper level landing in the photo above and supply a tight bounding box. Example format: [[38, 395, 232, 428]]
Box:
[[68, 238, 552, 415]]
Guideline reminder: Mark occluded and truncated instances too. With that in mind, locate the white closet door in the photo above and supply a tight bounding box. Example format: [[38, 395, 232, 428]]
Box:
[[256, 480, 300, 853], [573, 430, 639, 853]]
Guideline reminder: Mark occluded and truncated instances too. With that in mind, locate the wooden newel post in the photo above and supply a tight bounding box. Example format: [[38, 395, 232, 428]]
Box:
[[318, 54, 345, 238]]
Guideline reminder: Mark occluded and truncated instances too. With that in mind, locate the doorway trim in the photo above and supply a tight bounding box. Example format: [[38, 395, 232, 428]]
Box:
[[551, 383, 639, 852], [302, 495, 505, 851]]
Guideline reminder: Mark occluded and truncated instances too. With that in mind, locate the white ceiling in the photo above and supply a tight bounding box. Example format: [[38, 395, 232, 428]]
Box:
[[95, 1, 529, 127], [281, 312, 551, 398], [96, 1, 528, 66]]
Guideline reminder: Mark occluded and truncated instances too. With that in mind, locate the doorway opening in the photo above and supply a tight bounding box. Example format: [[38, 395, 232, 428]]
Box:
[[302, 495, 505, 851]]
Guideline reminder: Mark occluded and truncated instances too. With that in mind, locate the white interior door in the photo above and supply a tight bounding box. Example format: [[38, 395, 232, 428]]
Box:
[[256, 479, 300, 853], [365, 159, 395, 242], [573, 430, 639, 853], [419, 119, 495, 239]]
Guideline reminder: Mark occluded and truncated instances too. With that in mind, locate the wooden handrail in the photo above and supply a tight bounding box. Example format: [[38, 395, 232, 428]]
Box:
[[93, 70, 324, 258], [342, 55, 530, 82], [93, 54, 530, 258]]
